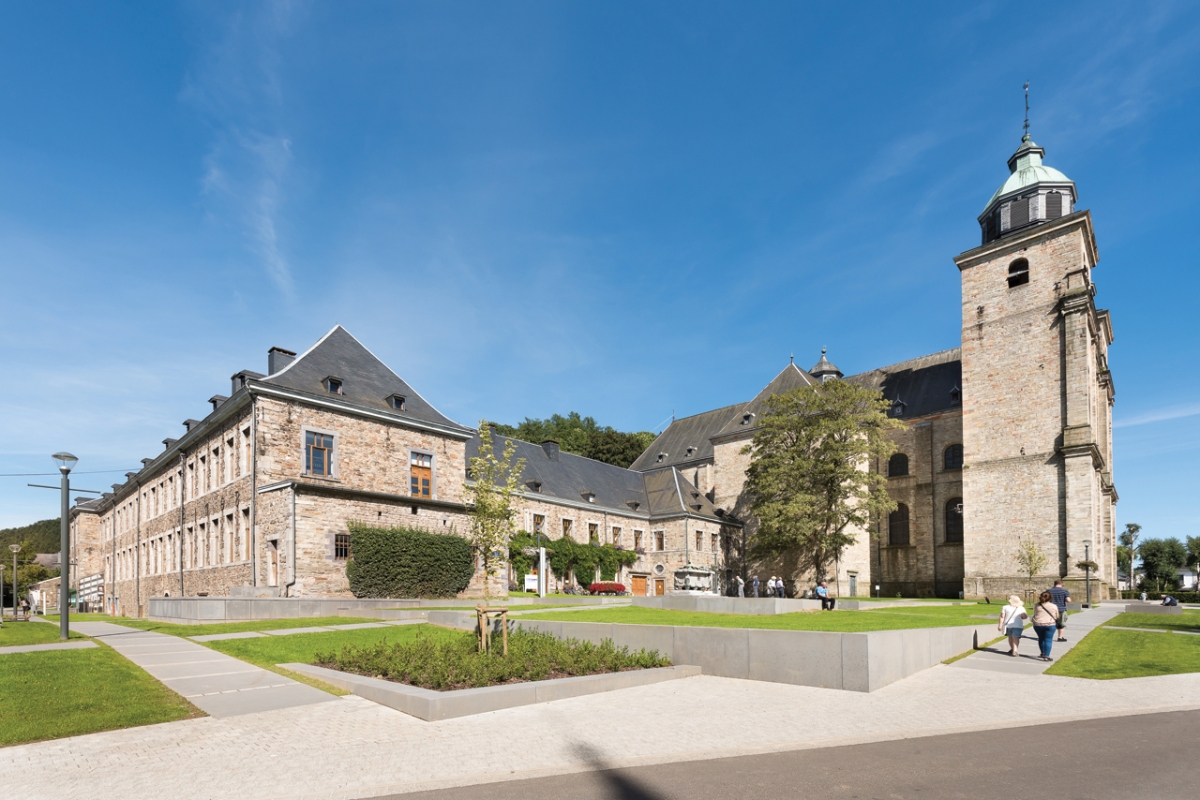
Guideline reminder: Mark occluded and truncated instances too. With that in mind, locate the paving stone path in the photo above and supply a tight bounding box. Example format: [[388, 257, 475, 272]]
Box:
[[950, 603, 1124, 675], [71, 621, 336, 718]]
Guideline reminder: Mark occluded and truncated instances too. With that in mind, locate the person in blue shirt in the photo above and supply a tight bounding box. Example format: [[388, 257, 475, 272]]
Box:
[[815, 580, 835, 611]]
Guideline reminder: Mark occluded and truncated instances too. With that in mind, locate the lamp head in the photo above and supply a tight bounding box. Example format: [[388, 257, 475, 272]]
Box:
[[8, 544, 20, 554], [1083, 538, 1093, 548], [52, 452, 78, 473]]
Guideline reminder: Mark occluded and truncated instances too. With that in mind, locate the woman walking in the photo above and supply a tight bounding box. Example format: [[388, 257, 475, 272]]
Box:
[[999, 595, 1028, 657], [1032, 590, 1061, 661]]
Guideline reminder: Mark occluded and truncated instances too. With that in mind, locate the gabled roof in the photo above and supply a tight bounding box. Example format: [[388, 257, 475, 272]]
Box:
[[629, 403, 744, 472], [262, 325, 470, 434], [715, 362, 818, 437], [467, 432, 727, 523], [844, 348, 962, 419]]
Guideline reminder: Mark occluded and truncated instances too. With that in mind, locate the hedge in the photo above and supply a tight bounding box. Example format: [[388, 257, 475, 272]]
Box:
[[345, 522, 474, 598], [1121, 590, 1200, 603]]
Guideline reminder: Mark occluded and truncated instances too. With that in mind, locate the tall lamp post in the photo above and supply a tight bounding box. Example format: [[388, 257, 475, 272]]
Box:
[[1083, 538, 1093, 608], [53, 452, 78, 640], [8, 544, 20, 619]]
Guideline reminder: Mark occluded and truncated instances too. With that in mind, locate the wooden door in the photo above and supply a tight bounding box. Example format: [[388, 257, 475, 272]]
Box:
[[631, 576, 647, 596], [654, 579, 665, 596]]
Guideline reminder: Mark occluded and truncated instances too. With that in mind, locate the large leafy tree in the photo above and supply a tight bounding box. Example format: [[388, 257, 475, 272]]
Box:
[[493, 412, 655, 468], [1138, 537, 1187, 591], [742, 379, 901, 590], [1185, 536, 1200, 577], [465, 423, 526, 599]]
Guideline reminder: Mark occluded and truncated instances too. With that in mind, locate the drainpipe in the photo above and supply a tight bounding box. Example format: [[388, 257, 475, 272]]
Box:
[[284, 485, 297, 597]]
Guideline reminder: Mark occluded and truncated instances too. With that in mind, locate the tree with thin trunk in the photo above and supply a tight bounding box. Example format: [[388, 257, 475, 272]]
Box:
[[1118, 522, 1141, 589], [465, 424, 525, 600], [1014, 537, 1049, 594], [742, 379, 900, 593]]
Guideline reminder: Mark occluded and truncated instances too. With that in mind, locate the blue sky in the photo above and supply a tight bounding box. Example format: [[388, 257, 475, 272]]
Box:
[[1, 1, 1198, 542]]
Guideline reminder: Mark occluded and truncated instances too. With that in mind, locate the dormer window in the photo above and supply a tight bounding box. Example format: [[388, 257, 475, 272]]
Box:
[[324, 376, 343, 395], [387, 394, 406, 411], [1007, 258, 1030, 288], [526, 480, 542, 493], [950, 386, 961, 405], [581, 490, 596, 503], [741, 412, 755, 425], [685, 446, 695, 457], [656, 452, 666, 463], [626, 500, 640, 511], [889, 399, 906, 418]]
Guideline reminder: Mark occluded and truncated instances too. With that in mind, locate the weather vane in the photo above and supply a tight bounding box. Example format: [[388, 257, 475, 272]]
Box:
[[1023, 81, 1030, 137]]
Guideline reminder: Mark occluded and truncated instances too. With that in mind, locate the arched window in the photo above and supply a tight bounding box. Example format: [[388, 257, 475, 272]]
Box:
[[888, 504, 910, 546], [944, 444, 964, 470], [1008, 258, 1029, 288], [945, 498, 963, 543], [888, 453, 909, 477]]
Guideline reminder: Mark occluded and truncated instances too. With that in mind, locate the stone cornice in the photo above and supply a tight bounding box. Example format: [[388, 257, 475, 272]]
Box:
[[249, 382, 474, 440], [257, 479, 469, 513], [954, 210, 1097, 272]]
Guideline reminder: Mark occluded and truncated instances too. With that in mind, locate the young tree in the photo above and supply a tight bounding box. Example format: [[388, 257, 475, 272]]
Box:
[[464, 423, 526, 600], [1138, 537, 1187, 592], [1015, 537, 1049, 591], [1185, 536, 1200, 584], [1117, 522, 1141, 585], [742, 379, 901, 592]]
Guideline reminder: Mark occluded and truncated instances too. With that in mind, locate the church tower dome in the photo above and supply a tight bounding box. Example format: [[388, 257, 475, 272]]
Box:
[[978, 134, 1077, 244], [809, 347, 843, 383]]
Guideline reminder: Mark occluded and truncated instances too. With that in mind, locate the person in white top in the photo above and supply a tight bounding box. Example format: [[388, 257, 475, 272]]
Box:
[[998, 595, 1028, 657]]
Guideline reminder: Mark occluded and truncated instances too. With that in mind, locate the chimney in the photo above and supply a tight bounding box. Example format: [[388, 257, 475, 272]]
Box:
[[183, 419, 201, 432], [209, 395, 229, 412], [163, 438, 178, 450], [268, 346, 296, 375], [541, 440, 560, 461], [230, 370, 264, 395], [141, 458, 154, 468]]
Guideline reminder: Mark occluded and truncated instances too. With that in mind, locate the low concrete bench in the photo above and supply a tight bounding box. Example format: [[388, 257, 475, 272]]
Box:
[[1124, 604, 1183, 615]]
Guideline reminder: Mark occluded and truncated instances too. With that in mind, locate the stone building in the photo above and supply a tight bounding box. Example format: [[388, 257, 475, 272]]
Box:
[[66, 131, 1116, 612]]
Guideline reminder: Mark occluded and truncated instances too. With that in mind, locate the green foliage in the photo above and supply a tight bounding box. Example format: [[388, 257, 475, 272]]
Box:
[[508, 531, 638, 587], [1014, 537, 1049, 582], [1138, 537, 1187, 591], [1121, 591, 1200, 603], [0, 518, 60, 554], [1, 536, 59, 605], [1186, 536, 1200, 571], [314, 627, 670, 690], [742, 379, 900, 582], [345, 523, 475, 598], [492, 412, 656, 468], [465, 423, 526, 598], [1118, 522, 1142, 577]]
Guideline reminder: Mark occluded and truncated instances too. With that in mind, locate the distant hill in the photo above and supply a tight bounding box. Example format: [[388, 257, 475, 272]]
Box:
[[0, 518, 60, 554]]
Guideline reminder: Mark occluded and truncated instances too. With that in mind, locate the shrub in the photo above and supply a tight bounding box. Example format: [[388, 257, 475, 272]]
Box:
[[314, 628, 669, 691], [589, 582, 626, 595], [1122, 590, 1200, 603], [508, 531, 638, 587], [345, 522, 474, 598]]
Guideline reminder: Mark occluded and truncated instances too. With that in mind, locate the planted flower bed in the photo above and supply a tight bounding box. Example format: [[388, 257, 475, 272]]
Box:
[[589, 581, 626, 595], [313, 628, 669, 691]]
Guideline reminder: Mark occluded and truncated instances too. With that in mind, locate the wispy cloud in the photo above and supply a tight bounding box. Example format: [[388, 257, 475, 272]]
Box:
[[184, 1, 305, 296], [1114, 403, 1200, 428]]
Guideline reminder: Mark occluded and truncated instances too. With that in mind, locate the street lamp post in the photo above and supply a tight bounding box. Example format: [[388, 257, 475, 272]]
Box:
[[53, 452, 78, 640], [1083, 538, 1093, 608], [8, 544, 20, 620]]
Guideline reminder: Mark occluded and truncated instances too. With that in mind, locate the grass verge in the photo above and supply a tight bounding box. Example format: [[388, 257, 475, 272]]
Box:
[[46, 613, 381, 637], [1047, 628, 1200, 679], [1102, 610, 1200, 635], [528, 604, 992, 631], [0, 644, 202, 746], [0, 622, 84, 646], [201, 623, 462, 695]]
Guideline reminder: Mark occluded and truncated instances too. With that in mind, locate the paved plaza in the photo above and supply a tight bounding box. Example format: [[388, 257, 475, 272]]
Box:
[[3, 608, 1199, 800]]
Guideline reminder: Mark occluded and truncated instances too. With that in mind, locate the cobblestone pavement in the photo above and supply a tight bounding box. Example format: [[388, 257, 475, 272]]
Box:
[[70, 621, 335, 718], [4, 639, 1199, 799]]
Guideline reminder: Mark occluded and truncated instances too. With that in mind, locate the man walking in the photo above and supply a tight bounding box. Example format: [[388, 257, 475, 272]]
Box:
[[751, 576, 760, 597], [1047, 580, 1071, 642]]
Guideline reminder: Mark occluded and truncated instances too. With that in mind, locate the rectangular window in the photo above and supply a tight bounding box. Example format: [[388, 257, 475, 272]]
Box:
[[242, 427, 251, 476], [562, 519, 573, 538], [588, 522, 599, 543], [306, 431, 334, 476], [634, 530, 643, 550], [335, 533, 351, 560], [654, 531, 665, 551], [198, 456, 207, 494], [532, 514, 545, 534], [711, 533, 719, 554], [410, 452, 432, 497], [611, 526, 621, 546], [241, 508, 251, 560], [696, 531, 703, 551]]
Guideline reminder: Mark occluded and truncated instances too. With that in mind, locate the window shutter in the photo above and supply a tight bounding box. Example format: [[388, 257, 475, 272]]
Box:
[[1045, 192, 1062, 219], [1010, 197, 1030, 228]]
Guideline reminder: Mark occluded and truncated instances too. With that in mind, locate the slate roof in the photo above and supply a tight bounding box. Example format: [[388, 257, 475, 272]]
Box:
[[629, 403, 745, 472], [714, 363, 818, 438], [844, 348, 962, 419], [262, 325, 470, 435], [467, 432, 725, 522]]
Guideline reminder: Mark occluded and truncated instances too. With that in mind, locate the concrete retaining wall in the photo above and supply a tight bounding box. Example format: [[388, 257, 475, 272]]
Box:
[[428, 610, 993, 692], [632, 596, 823, 614], [282, 662, 701, 721], [147, 595, 629, 624]]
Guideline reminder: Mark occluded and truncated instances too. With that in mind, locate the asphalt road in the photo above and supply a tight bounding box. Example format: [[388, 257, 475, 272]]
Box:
[[378, 710, 1198, 800]]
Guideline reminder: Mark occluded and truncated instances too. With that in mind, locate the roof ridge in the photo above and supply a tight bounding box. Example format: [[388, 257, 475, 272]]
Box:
[[845, 347, 962, 378]]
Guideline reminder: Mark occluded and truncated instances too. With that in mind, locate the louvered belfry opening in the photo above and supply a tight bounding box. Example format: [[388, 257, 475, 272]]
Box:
[[1045, 191, 1062, 219], [1009, 196, 1030, 228]]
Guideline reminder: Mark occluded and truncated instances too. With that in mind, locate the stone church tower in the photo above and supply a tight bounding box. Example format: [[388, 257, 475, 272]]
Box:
[[954, 134, 1117, 600]]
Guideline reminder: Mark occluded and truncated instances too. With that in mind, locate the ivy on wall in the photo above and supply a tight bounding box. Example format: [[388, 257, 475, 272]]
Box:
[[346, 522, 475, 598], [509, 531, 639, 586]]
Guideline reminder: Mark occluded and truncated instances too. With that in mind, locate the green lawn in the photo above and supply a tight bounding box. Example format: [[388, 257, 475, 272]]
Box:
[[0, 622, 84, 646], [1047, 628, 1200, 679], [203, 623, 465, 694], [0, 645, 202, 746], [527, 603, 993, 631], [46, 613, 381, 637], [1104, 610, 1200, 635]]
